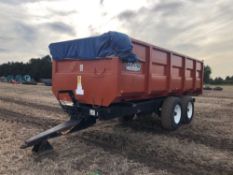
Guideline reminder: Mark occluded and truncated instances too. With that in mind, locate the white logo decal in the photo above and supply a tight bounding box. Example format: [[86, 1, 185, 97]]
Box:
[[125, 63, 141, 72]]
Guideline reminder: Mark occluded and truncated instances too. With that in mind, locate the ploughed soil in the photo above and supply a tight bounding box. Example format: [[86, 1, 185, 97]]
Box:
[[0, 82, 233, 175]]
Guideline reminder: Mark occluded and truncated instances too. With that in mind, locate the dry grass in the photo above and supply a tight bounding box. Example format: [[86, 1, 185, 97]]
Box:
[[0, 82, 233, 175]]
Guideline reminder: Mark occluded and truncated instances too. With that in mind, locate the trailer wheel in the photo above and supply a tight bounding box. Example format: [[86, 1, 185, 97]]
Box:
[[161, 97, 182, 130], [181, 96, 194, 124]]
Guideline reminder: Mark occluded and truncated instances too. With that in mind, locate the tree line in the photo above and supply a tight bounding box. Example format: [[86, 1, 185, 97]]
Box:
[[204, 65, 233, 85], [0, 55, 52, 81], [0, 57, 232, 85]]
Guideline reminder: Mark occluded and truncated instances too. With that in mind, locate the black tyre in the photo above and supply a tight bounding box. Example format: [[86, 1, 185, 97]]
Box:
[[181, 96, 194, 124], [161, 97, 182, 130]]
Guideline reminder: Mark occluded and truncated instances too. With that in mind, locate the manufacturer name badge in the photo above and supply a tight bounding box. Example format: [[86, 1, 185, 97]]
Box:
[[125, 63, 141, 72]]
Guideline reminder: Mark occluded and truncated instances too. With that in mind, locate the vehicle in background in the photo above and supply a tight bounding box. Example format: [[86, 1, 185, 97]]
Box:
[[213, 86, 223, 91], [40, 79, 52, 86], [0, 74, 37, 85], [0, 76, 7, 82], [203, 85, 223, 91], [22, 75, 37, 85], [203, 86, 213, 90]]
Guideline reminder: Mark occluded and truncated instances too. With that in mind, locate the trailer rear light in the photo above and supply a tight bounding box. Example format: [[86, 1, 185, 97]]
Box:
[[89, 109, 96, 116]]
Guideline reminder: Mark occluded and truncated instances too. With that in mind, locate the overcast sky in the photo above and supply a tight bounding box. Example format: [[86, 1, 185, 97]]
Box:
[[0, 0, 232, 77]]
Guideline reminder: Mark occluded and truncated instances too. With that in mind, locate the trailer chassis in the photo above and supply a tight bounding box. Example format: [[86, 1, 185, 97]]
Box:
[[21, 90, 164, 152]]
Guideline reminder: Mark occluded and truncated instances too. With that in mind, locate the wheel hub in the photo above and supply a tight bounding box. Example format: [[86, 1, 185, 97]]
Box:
[[187, 102, 193, 119], [173, 104, 181, 124]]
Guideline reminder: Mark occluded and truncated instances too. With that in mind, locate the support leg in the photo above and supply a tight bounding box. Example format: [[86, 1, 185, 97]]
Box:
[[21, 116, 96, 153], [32, 140, 53, 153]]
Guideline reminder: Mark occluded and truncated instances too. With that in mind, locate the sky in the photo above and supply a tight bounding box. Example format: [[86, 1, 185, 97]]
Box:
[[0, 0, 232, 78]]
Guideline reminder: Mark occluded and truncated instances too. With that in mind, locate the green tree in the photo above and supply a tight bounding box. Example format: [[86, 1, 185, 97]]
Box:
[[0, 55, 52, 81], [225, 76, 233, 84], [204, 65, 212, 84], [213, 77, 224, 84], [28, 55, 52, 81]]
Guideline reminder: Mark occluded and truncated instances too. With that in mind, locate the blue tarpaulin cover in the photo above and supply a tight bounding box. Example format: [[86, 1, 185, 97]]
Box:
[[49, 31, 138, 62]]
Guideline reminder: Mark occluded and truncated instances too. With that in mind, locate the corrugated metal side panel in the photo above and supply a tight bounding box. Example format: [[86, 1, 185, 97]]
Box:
[[149, 48, 169, 93], [52, 39, 203, 107], [118, 41, 148, 97], [131, 39, 203, 97]]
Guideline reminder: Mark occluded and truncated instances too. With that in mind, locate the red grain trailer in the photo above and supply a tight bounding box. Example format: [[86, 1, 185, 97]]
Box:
[[21, 32, 203, 152]]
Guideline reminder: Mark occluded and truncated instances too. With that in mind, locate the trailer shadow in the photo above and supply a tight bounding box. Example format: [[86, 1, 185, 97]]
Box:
[[115, 115, 233, 153], [116, 115, 165, 134]]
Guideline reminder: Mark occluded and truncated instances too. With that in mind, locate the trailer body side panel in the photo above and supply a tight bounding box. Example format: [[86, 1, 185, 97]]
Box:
[[52, 39, 203, 106]]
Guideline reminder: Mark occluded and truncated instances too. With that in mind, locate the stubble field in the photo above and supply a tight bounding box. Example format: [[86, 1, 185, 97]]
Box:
[[0, 83, 233, 175]]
